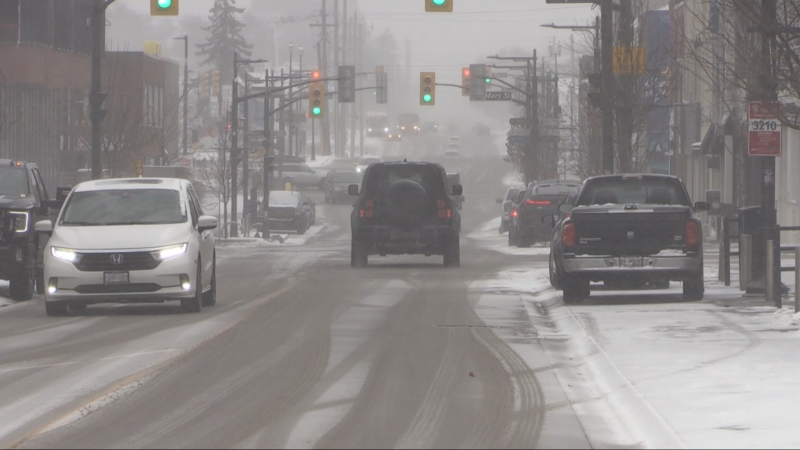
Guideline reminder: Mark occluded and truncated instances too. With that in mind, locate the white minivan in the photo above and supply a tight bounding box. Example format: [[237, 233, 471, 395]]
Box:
[[36, 178, 218, 316]]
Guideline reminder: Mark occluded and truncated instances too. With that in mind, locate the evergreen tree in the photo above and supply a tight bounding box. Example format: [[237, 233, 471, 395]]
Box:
[[195, 0, 253, 78]]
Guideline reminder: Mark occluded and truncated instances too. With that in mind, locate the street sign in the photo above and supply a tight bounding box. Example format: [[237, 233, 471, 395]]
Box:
[[510, 118, 532, 127], [486, 91, 512, 101], [508, 135, 529, 145], [613, 47, 646, 75], [748, 101, 782, 157]]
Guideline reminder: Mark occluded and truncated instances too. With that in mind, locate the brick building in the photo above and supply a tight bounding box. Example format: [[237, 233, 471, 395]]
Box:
[[0, 0, 93, 187]]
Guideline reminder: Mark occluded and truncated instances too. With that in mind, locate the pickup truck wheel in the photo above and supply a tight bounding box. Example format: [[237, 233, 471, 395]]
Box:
[[443, 235, 461, 268], [563, 277, 589, 305], [549, 253, 563, 290], [351, 236, 368, 268], [508, 230, 516, 246], [683, 274, 704, 301], [10, 268, 34, 301], [517, 234, 532, 249]]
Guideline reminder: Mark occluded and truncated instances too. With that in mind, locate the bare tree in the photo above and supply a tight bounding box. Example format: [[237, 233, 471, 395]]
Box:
[[151, 91, 186, 166], [197, 117, 241, 238]]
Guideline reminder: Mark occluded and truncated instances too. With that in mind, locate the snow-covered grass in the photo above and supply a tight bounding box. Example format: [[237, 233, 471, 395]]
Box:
[[467, 218, 551, 256]]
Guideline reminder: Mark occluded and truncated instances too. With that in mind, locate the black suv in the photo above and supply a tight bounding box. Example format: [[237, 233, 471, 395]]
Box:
[[0, 160, 63, 301], [510, 179, 582, 247], [349, 162, 462, 268]]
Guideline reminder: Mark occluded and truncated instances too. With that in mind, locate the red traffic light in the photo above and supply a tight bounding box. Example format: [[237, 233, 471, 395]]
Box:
[[312, 70, 321, 80], [464, 69, 470, 76]]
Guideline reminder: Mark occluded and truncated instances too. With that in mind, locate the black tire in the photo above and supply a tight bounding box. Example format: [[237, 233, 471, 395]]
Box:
[[351, 236, 368, 268], [202, 254, 217, 307], [35, 268, 45, 295], [517, 234, 532, 249], [45, 302, 68, 317], [10, 268, 34, 302], [69, 303, 88, 315], [181, 258, 203, 313], [549, 252, 563, 290], [683, 273, 704, 301], [443, 235, 461, 268], [563, 276, 590, 305]]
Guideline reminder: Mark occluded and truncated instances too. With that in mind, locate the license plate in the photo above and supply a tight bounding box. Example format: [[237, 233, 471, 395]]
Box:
[[619, 257, 644, 268], [104, 272, 130, 285], [392, 230, 419, 240]]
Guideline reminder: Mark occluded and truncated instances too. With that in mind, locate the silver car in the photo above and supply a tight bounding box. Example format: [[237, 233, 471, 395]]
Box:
[[277, 163, 328, 189]]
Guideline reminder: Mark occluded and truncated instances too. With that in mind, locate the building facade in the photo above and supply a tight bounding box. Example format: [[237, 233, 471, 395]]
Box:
[[0, 0, 93, 188]]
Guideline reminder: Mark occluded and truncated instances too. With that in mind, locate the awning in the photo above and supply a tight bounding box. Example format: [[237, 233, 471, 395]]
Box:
[[700, 123, 725, 155]]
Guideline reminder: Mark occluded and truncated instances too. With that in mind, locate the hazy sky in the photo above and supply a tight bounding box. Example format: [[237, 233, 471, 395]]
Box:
[[124, 0, 598, 83]]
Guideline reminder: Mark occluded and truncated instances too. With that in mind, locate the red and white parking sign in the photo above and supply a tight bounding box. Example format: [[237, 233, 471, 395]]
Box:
[[748, 101, 782, 157]]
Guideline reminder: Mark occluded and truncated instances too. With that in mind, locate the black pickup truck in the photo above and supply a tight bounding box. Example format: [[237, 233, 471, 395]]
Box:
[[549, 174, 710, 304], [0, 160, 64, 301], [350, 161, 462, 268]]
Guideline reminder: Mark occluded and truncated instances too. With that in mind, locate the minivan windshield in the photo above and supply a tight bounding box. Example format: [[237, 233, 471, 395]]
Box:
[[61, 189, 185, 226], [0, 166, 30, 198]]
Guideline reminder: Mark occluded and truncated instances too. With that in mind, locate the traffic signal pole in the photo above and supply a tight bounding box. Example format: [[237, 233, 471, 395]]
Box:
[[90, 0, 116, 180]]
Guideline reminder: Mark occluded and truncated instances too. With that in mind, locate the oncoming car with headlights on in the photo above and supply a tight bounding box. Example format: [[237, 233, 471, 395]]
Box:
[[35, 178, 218, 316]]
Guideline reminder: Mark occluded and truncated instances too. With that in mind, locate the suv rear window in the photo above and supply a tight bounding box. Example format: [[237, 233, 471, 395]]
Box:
[[364, 165, 446, 197], [534, 184, 581, 195]]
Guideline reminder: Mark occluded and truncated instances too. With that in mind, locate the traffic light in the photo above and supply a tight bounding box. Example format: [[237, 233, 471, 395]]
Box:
[[420, 72, 436, 106], [469, 64, 487, 101], [309, 82, 326, 118], [587, 73, 602, 109], [485, 67, 493, 86], [200, 72, 210, 100], [311, 69, 322, 81], [377, 71, 388, 104], [150, 0, 179, 16], [425, 0, 453, 12], [339, 66, 356, 103], [462, 68, 470, 97], [212, 69, 220, 97]]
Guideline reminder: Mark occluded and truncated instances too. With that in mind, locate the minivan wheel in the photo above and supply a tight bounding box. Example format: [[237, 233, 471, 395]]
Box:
[[202, 254, 217, 307], [182, 258, 203, 313], [10, 268, 34, 301]]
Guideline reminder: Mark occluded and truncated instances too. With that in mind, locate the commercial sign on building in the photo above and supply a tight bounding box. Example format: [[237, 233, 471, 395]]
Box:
[[748, 101, 782, 157]]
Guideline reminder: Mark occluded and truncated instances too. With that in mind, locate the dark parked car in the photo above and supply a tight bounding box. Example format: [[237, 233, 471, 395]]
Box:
[[549, 174, 710, 304], [510, 179, 582, 248], [268, 191, 312, 235], [0, 160, 64, 300], [324, 171, 364, 204], [497, 186, 524, 235], [350, 161, 462, 268]]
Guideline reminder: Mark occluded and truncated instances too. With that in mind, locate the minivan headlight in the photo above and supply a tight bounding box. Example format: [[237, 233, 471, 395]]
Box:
[[51, 247, 81, 263], [152, 243, 188, 261]]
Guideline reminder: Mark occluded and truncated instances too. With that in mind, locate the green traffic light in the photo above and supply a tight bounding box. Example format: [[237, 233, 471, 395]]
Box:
[[157, 0, 172, 8], [486, 78, 491, 83], [423, 94, 432, 103], [313, 107, 322, 115], [432, 0, 446, 5]]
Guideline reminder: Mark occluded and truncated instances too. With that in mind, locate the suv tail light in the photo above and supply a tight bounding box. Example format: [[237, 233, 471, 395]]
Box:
[[510, 209, 518, 218], [437, 199, 452, 220], [686, 221, 700, 247], [562, 223, 576, 248], [359, 199, 375, 219]]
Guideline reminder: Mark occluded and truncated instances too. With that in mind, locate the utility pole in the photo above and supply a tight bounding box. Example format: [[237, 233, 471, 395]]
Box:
[[601, 0, 615, 174], [320, 0, 332, 156], [333, 0, 341, 157], [762, 0, 781, 303], [350, 9, 358, 157], [617, 0, 634, 173], [278, 69, 286, 185], [90, 0, 113, 180], [230, 51, 240, 238], [263, 68, 271, 228], [172, 35, 189, 157], [288, 42, 294, 158], [243, 72, 250, 233]]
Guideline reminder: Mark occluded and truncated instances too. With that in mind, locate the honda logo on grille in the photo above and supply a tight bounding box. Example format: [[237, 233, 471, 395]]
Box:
[[111, 254, 124, 265], [627, 231, 635, 240]]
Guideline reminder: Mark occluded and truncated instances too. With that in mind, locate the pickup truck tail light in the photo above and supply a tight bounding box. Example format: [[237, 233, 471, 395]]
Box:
[[562, 223, 576, 248], [525, 200, 551, 206], [686, 221, 700, 247]]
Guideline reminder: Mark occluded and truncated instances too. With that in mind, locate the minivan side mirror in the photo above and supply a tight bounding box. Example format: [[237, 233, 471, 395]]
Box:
[[559, 204, 574, 214], [694, 201, 711, 212], [348, 185, 360, 196], [198, 215, 218, 233], [452, 185, 463, 196], [35, 220, 53, 236]]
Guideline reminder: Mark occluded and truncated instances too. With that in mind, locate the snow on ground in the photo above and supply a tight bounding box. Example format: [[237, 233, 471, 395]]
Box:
[[474, 255, 800, 448], [306, 155, 336, 168], [467, 218, 551, 256]]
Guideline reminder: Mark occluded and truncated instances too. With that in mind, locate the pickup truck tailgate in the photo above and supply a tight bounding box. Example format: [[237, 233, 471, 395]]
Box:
[[571, 205, 692, 256]]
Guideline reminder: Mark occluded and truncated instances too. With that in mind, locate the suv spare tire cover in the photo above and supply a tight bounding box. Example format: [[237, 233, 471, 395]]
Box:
[[386, 179, 429, 226]]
